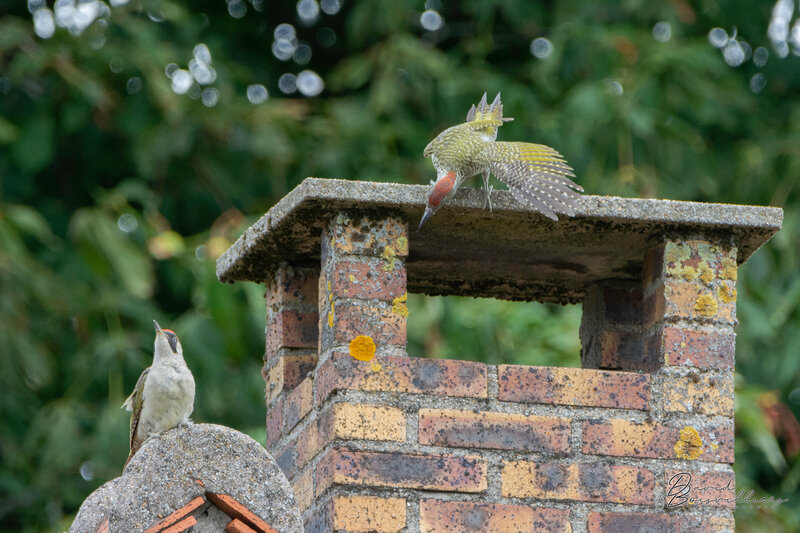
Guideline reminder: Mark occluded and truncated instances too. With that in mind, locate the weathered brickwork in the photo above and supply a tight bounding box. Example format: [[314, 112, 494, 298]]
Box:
[[259, 219, 740, 532]]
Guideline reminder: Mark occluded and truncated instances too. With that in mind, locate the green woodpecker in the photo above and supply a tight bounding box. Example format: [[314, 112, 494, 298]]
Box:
[[419, 92, 582, 229], [122, 320, 195, 466]]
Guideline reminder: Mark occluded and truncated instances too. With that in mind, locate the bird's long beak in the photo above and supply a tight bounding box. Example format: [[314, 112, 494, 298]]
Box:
[[418, 206, 434, 230], [153, 320, 163, 335]]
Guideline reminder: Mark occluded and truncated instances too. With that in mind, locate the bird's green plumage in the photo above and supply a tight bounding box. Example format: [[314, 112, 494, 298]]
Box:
[[123, 367, 150, 452], [420, 92, 582, 225]]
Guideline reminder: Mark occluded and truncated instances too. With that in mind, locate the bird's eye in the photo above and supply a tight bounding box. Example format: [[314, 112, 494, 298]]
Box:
[[165, 331, 179, 353]]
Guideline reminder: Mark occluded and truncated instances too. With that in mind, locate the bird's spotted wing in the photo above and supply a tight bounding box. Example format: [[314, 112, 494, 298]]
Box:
[[489, 141, 582, 220], [123, 367, 150, 451]]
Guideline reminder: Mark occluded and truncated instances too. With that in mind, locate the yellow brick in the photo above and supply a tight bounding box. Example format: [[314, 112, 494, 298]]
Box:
[[334, 403, 406, 441], [266, 358, 284, 404], [291, 468, 313, 511], [333, 495, 406, 533], [661, 373, 734, 416]]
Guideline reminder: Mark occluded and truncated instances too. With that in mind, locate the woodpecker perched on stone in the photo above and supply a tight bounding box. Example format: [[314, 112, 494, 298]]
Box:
[[419, 92, 582, 229], [122, 320, 195, 466]]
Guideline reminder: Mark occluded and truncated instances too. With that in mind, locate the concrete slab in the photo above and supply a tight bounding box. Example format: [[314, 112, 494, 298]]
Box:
[[216, 178, 782, 303]]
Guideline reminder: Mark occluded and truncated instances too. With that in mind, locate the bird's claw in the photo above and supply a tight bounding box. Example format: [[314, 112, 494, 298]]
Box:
[[483, 185, 494, 212]]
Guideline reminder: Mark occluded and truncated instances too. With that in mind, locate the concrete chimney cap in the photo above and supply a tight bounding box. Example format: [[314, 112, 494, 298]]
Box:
[[216, 178, 782, 303]]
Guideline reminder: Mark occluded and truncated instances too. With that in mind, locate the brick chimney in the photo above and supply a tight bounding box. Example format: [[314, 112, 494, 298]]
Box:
[[217, 178, 781, 532]]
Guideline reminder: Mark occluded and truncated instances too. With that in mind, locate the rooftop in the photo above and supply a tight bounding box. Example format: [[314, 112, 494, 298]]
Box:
[[216, 178, 782, 303]]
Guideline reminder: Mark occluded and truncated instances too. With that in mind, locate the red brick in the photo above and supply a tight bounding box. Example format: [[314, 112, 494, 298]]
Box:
[[283, 377, 313, 433], [160, 516, 196, 533], [599, 330, 647, 370], [144, 496, 205, 533], [664, 469, 735, 509], [657, 327, 735, 370], [588, 512, 735, 533], [225, 519, 256, 533], [331, 300, 406, 345], [498, 365, 650, 410], [589, 511, 673, 533], [419, 500, 570, 533], [266, 267, 319, 311], [581, 420, 734, 463], [266, 398, 283, 448], [266, 311, 318, 355], [315, 449, 486, 496], [283, 354, 317, 389], [316, 352, 488, 406], [418, 408, 569, 453], [206, 493, 279, 533], [502, 461, 654, 504], [329, 259, 406, 300], [603, 287, 643, 325], [274, 438, 297, 480]]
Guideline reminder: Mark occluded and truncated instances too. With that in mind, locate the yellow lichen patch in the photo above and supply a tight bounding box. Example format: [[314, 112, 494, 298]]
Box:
[[381, 245, 397, 271], [348, 274, 356, 283], [327, 304, 335, 328], [678, 266, 698, 282], [719, 257, 738, 280], [694, 294, 718, 317], [392, 293, 409, 318], [717, 283, 737, 303], [396, 236, 408, 255], [674, 426, 703, 460], [349, 335, 376, 361], [371, 362, 382, 372], [697, 263, 714, 285]]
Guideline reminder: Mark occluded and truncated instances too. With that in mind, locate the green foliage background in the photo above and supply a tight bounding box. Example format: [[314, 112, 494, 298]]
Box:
[[1, 0, 799, 530]]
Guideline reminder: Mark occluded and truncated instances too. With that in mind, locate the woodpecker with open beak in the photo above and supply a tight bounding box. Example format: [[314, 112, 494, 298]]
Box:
[[122, 320, 195, 467], [419, 92, 582, 229]]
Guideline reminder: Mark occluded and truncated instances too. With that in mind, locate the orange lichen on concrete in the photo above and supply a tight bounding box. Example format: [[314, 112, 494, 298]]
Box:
[[349, 335, 376, 361], [674, 426, 703, 460]]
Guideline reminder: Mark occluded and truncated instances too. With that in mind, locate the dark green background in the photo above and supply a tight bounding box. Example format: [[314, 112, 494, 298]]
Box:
[[1, 1, 798, 530]]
